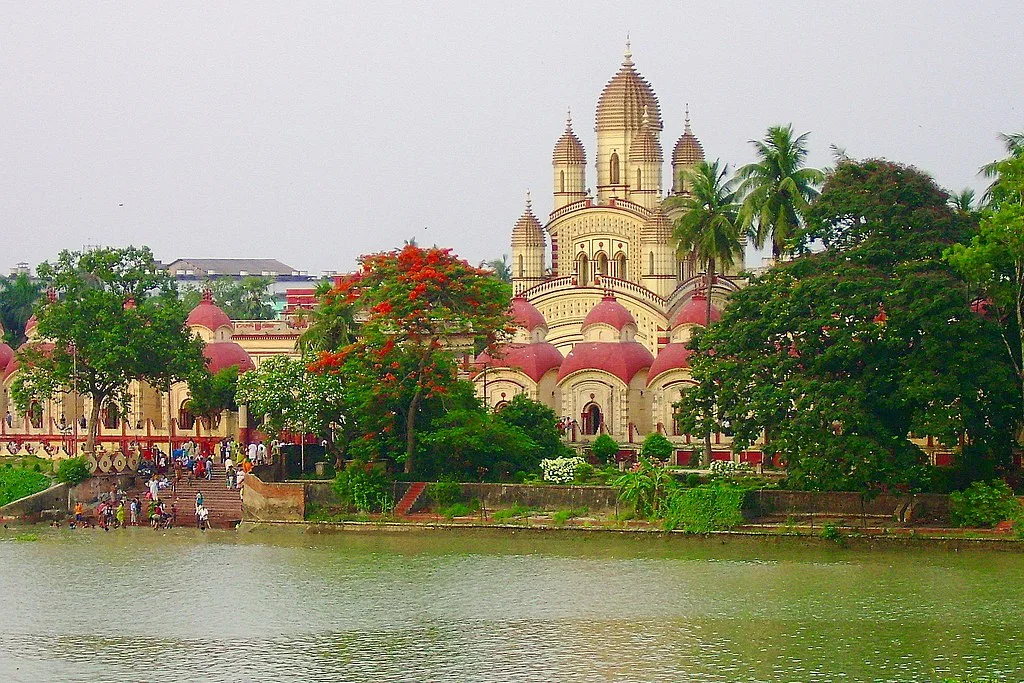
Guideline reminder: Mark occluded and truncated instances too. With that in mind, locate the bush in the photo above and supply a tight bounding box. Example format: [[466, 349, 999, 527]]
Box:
[[551, 506, 588, 525], [820, 524, 843, 543], [684, 473, 702, 488], [333, 463, 394, 513], [440, 500, 479, 519], [492, 503, 535, 522], [640, 433, 674, 461], [427, 478, 461, 508], [540, 456, 585, 484], [708, 460, 753, 478], [572, 461, 595, 484], [950, 480, 1023, 528], [56, 457, 92, 485], [591, 434, 619, 462], [662, 483, 746, 533], [0, 468, 51, 507]]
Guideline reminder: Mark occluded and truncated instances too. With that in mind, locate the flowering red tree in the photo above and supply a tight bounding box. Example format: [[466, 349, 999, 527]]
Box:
[[310, 245, 513, 473]]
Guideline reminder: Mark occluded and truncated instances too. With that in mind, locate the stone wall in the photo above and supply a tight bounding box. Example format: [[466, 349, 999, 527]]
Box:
[[0, 483, 69, 521], [458, 483, 621, 512], [70, 474, 141, 506], [242, 474, 305, 521], [744, 490, 951, 524]]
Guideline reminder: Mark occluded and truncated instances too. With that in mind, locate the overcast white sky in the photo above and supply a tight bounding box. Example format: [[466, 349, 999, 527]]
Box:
[[1, 2, 1021, 275]]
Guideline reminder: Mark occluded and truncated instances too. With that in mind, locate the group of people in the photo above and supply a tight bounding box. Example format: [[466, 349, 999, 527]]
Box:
[[70, 494, 155, 530]]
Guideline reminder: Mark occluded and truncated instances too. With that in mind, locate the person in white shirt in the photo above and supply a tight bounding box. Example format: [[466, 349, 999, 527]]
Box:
[[247, 442, 258, 462], [256, 442, 267, 465]]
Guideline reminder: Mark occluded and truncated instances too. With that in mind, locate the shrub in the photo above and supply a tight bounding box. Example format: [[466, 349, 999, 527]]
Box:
[[640, 433, 674, 461], [684, 473, 702, 488], [56, 457, 92, 485], [440, 500, 479, 519], [540, 456, 585, 484], [551, 506, 588, 525], [492, 502, 535, 522], [662, 483, 746, 533], [708, 460, 753, 478], [572, 461, 595, 484], [950, 480, 1023, 528], [0, 468, 51, 507], [333, 464, 394, 513], [820, 523, 843, 543], [613, 458, 677, 518], [591, 434, 619, 462], [427, 478, 461, 508]]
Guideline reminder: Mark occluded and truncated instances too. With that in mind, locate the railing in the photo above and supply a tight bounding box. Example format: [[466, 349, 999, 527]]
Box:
[[548, 199, 593, 222], [519, 276, 666, 311]]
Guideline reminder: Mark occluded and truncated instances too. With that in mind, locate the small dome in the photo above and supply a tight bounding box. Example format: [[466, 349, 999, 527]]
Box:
[[582, 295, 635, 331], [187, 289, 233, 332], [647, 343, 693, 385], [203, 341, 255, 374], [477, 343, 563, 383], [4, 341, 55, 380], [510, 296, 546, 332], [557, 340, 653, 384], [0, 341, 13, 373], [672, 113, 705, 167], [641, 206, 673, 243], [24, 315, 38, 336], [670, 294, 721, 327], [552, 113, 586, 166], [628, 106, 663, 164], [511, 192, 545, 248], [595, 45, 662, 133]]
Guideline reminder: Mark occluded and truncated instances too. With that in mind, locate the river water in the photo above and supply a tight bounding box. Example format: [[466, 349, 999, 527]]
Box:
[[0, 525, 1021, 682]]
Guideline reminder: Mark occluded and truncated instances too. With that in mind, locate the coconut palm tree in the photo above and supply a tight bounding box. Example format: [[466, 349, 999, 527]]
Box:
[[673, 160, 741, 468], [981, 131, 1024, 202], [482, 255, 512, 283], [736, 125, 824, 261], [948, 188, 979, 216], [0, 273, 44, 346]]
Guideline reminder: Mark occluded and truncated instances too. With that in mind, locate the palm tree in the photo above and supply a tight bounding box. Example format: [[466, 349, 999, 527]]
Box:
[[482, 255, 512, 283], [948, 188, 979, 215], [297, 279, 357, 355], [673, 160, 741, 467], [736, 125, 824, 261], [981, 131, 1024, 201], [0, 273, 44, 346]]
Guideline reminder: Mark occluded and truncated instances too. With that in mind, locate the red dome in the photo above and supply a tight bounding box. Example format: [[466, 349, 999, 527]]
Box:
[[582, 295, 635, 331], [203, 341, 255, 374], [557, 341, 653, 384], [510, 296, 546, 332], [24, 315, 38, 335], [670, 294, 720, 327], [647, 344, 693, 385], [478, 343, 563, 383], [0, 342, 13, 374], [3, 341, 55, 380], [187, 290, 233, 332]]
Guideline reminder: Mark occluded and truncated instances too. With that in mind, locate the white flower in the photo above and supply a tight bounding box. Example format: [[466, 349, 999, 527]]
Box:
[[540, 456, 585, 484]]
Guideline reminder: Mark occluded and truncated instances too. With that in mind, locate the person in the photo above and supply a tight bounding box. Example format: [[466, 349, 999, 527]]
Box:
[[170, 502, 178, 527], [129, 498, 139, 526], [205, 455, 214, 481], [257, 441, 267, 465], [115, 501, 125, 529], [74, 501, 84, 524], [226, 465, 236, 489], [197, 504, 209, 531], [235, 467, 246, 489], [4, 410, 11, 427], [224, 455, 233, 473], [195, 490, 204, 512], [79, 415, 86, 430], [148, 477, 160, 503], [247, 441, 258, 463]]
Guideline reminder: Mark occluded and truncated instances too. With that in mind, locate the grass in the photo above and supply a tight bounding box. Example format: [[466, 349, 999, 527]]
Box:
[[14, 533, 39, 542], [491, 503, 537, 523], [439, 500, 481, 519], [551, 506, 589, 526]]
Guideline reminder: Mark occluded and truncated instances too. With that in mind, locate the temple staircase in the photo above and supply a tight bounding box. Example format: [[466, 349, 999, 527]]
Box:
[[395, 482, 427, 516]]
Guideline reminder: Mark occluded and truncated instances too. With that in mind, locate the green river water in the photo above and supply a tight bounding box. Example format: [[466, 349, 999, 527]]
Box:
[[0, 525, 1021, 682]]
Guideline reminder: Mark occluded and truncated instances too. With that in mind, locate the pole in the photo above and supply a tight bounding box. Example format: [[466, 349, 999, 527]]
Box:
[[71, 342, 78, 456]]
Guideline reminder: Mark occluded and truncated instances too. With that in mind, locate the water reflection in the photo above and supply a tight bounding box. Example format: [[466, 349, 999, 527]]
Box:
[[1, 526, 1021, 682]]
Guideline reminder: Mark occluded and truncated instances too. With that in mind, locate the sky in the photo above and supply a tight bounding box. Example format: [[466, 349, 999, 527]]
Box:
[[1, 1, 1021, 276]]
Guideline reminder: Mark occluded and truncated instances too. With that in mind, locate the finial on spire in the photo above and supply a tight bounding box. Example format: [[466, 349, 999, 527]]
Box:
[[642, 104, 650, 128], [566, 107, 573, 129], [202, 288, 213, 304], [525, 189, 532, 210], [623, 34, 633, 65], [684, 103, 692, 133]]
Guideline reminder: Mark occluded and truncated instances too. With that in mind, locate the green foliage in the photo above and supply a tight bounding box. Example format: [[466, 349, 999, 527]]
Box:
[[185, 366, 239, 423], [14, 533, 39, 542], [640, 433, 674, 461], [661, 483, 746, 533], [333, 464, 394, 513], [56, 457, 91, 485], [613, 458, 678, 518], [949, 480, 1023, 528], [427, 478, 462, 508], [676, 159, 1017, 492], [440, 500, 479, 519], [572, 461, 595, 483], [494, 395, 570, 459], [819, 523, 843, 543], [551, 506, 588, 526], [12, 247, 206, 452], [0, 273, 44, 346], [492, 502, 536, 523], [420, 403, 541, 481], [236, 354, 345, 442], [296, 278, 357, 355], [0, 467, 51, 507], [183, 276, 275, 320], [591, 434, 619, 462]]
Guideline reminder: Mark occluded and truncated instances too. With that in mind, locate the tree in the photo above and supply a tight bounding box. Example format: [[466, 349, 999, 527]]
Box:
[[672, 159, 742, 465], [946, 154, 1024, 425], [591, 434, 619, 463], [0, 273, 44, 346], [640, 432, 675, 461], [981, 131, 1024, 197], [309, 245, 512, 474], [482, 255, 512, 283], [182, 277, 276, 320], [11, 247, 206, 453], [296, 278, 357, 354], [677, 159, 1017, 491], [185, 366, 239, 428], [736, 125, 824, 261], [949, 188, 979, 216], [494, 394, 570, 459], [420, 407, 541, 481]]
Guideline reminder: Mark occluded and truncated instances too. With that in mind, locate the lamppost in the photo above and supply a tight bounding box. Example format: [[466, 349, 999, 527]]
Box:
[[69, 341, 78, 456]]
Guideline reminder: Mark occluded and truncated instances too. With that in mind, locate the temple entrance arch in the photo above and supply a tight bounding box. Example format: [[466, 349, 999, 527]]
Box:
[[577, 254, 589, 284], [582, 402, 602, 435]]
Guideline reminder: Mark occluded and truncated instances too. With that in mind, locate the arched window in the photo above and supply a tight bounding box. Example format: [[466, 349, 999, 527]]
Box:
[[597, 253, 609, 276], [102, 403, 119, 430], [636, 168, 642, 189], [609, 152, 620, 185], [494, 401, 510, 412], [29, 401, 43, 429], [582, 403, 602, 436], [617, 253, 627, 279], [178, 400, 196, 430], [559, 170, 565, 193], [577, 254, 589, 284], [649, 251, 655, 275], [518, 254, 524, 278]]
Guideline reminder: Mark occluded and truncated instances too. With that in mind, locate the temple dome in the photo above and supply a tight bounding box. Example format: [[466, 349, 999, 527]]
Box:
[[203, 341, 255, 374], [477, 343, 563, 383], [511, 194, 545, 247], [552, 115, 586, 165], [510, 296, 546, 332], [628, 107, 663, 163], [670, 294, 721, 327], [647, 344, 693, 385], [0, 341, 13, 375], [595, 46, 662, 133], [582, 295, 635, 331], [641, 206, 673, 242], [672, 114, 705, 166], [187, 290, 233, 332], [557, 340, 653, 384]]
